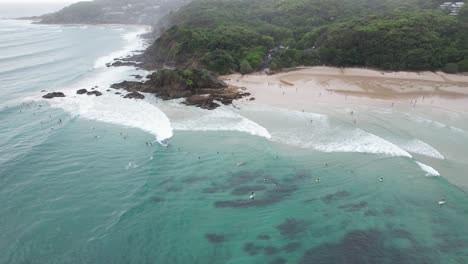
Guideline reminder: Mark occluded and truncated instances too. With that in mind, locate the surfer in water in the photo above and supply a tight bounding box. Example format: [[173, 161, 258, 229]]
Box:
[[379, 177, 384, 182], [250, 192, 255, 200], [438, 196, 446, 206]]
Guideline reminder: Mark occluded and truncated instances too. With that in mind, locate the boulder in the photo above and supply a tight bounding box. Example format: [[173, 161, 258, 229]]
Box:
[[42, 92, 65, 99], [124, 91, 145, 99], [76, 89, 87, 94], [183, 95, 220, 110], [87, 91, 103, 96]]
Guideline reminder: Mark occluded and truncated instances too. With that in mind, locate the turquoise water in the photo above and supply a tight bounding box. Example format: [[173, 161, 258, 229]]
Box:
[[1, 19, 468, 264]]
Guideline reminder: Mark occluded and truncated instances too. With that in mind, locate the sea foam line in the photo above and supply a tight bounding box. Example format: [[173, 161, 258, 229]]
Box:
[[401, 139, 445, 160], [416, 161, 440, 177], [93, 28, 148, 69]]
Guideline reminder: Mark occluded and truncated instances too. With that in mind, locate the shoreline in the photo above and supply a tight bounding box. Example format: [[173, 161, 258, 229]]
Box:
[[223, 66, 468, 113]]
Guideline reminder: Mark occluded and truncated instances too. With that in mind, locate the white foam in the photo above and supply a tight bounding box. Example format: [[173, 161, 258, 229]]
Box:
[[244, 105, 412, 157], [24, 62, 173, 142], [93, 28, 148, 69], [43, 90, 173, 142], [416, 161, 440, 176], [401, 139, 445, 159], [154, 100, 271, 139], [406, 114, 468, 135], [273, 128, 412, 157]]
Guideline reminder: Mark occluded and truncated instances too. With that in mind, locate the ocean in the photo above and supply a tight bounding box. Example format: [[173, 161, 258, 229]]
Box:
[[1, 19, 468, 264]]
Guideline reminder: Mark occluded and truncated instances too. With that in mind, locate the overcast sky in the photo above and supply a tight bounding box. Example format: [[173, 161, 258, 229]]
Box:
[[0, 0, 86, 3], [0, 0, 89, 18]]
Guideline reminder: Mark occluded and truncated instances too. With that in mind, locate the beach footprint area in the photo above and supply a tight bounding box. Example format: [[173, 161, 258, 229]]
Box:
[[1, 19, 468, 264]]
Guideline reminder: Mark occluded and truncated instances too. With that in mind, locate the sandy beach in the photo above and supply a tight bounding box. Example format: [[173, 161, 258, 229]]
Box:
[[222, 66, 468, 113]]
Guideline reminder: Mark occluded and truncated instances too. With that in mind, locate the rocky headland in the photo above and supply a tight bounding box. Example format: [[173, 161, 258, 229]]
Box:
[[111, 68, 250, 110]]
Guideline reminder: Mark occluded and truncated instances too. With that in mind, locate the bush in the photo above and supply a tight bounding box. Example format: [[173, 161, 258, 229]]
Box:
[[458, 59, 468, 73], [240, 60, 254, 74], [201, 50, 236, 74], [442, 63, 459, 73]]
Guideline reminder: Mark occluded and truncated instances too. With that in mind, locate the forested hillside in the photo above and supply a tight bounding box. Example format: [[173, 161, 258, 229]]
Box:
[[39, 0, 190, 26], [144, 0, 468, 74]]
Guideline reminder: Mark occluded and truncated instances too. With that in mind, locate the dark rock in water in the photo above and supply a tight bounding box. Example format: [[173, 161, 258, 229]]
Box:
[[124, 91, 145, 100], [165, 186, 182, 192], [87, 91, 103, 96], [115, 92, 122, 95], [249, 97, 256, 101], [364, 210, 378, 217], [257, 234, 271, 240], [321, 191, 351, 204], [338, 201, 368, 212], [183, 95, 220, 110], [181, 176, 210, 184], [150, 196, 164, 203], [132, 74, 143, 79], [76, 89, 87, 95], [215, 185, 298, 208], [264, 246, 279, 255], [106, 89, 111, 92], [244, 242, 263, 256], [282, 242, 301, 252], [276, 218, 307, 238], [270, 257, 287, 264], [41, 90, 47, 92], [383, 208, 396, 216], [298, 229, 432, 264], [231, 185, 267, 195], [42, 92, 65, 99], [205, 233, 225, 244], [108, 61, 137, 67]]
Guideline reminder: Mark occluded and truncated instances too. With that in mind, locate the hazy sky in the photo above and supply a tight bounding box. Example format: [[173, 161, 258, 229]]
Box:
[[0, 0, 86, 3], [0, 0, 88, 18]]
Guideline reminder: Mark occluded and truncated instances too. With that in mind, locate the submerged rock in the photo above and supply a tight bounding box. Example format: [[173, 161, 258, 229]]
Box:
[[76, 89, 87, 94], [205, 233, 225, 244], [87, 91, 103, 96], [124, 91, 145, 99], [42, 92, 65, 99]]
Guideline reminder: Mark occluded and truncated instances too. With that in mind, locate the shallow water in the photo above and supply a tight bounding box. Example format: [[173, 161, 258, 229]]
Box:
[[1, 20, 468, 264]]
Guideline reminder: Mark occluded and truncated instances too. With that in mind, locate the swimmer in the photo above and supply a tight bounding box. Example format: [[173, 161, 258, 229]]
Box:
[[249, 192, 255, 200], [315, 178, 320, 183], [379, 177, 384, 182]]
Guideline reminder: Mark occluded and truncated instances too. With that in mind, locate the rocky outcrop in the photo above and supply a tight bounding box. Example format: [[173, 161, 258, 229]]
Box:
[[110, 68, 247, 110], [87, 91, 103, 96], [106, 61, 138, 68], [183, 95, 220, 110], [77, 89, 87, 94], [42, 92, 65, 99], [124, 91, 145, 99]]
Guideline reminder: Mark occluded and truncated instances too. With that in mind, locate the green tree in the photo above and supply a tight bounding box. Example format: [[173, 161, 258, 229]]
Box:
[[240, 60, 254, 74]]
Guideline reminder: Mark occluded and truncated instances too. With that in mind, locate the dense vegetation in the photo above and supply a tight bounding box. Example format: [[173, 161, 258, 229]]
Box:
[[145, 0, 468, 74]]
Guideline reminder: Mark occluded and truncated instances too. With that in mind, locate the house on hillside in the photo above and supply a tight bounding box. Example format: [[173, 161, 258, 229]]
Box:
[[440, 1, 465, 15]]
